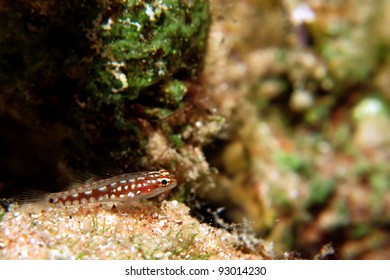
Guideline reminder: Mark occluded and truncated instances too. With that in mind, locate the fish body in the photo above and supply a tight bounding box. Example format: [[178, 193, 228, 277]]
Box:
[[46, 169, 177, 207]]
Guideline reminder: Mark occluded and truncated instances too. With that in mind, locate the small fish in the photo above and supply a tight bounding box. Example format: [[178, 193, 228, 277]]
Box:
[[45, 169, 177, 207]]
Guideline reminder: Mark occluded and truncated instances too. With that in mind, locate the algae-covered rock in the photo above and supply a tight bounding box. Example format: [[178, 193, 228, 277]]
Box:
[[0, 0, 211, 195], [88, 0, 209, 103]]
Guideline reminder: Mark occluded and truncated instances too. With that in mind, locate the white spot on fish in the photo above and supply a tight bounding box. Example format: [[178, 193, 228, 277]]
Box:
[[127, 192, 135, 198]]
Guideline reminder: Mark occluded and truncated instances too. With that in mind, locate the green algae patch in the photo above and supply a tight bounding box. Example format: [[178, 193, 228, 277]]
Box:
[[88, 0, 209, 105], [305, 178, 335, 208], [275, 151, 306, 173]]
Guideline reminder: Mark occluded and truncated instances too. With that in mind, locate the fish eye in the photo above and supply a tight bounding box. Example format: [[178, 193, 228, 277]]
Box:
[[161, 179, 168, 185]]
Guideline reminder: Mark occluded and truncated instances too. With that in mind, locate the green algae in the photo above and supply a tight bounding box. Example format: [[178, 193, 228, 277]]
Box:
[[275, 151, 304, 172], [87, 0, 209, 111], [305, 177, 335, 207], [161, 80, 188, 106]]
